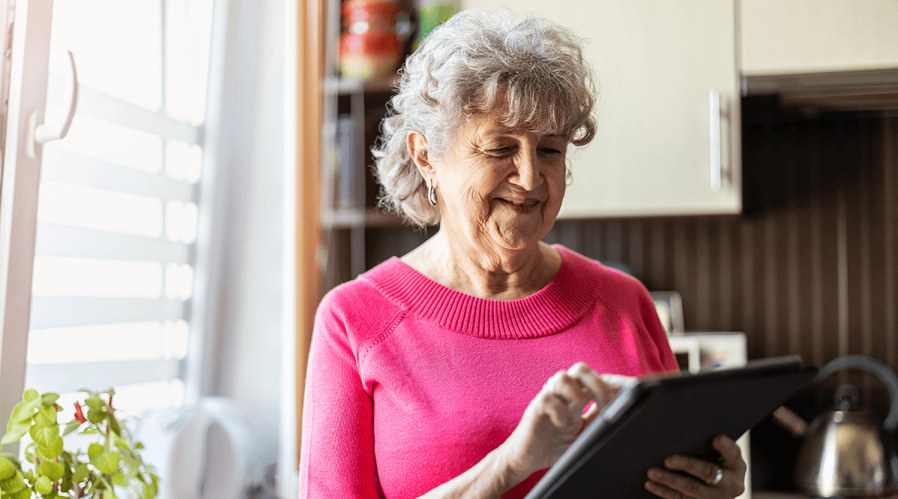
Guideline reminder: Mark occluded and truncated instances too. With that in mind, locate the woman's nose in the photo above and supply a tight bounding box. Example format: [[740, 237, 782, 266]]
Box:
[[510, 149, 544, 191]]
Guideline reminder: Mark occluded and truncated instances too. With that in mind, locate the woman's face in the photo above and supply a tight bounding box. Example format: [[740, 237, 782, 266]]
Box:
[[424, 114, 568, 253]]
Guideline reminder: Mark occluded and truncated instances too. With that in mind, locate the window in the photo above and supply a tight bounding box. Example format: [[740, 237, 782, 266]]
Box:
[[0, 0, 214, 430]]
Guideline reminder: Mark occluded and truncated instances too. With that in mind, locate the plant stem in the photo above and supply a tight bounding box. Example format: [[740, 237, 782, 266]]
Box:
[[99, 474, 115, 494]]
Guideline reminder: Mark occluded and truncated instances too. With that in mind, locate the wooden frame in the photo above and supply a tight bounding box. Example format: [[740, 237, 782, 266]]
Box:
[[295, 0, 324, 464]]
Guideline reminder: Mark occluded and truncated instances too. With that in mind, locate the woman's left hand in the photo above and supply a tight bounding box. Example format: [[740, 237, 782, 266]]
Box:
[[644, 434, 747, 499]]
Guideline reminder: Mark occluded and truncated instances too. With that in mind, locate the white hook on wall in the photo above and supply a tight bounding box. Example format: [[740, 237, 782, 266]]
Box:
[[26, 50, 77, 159]]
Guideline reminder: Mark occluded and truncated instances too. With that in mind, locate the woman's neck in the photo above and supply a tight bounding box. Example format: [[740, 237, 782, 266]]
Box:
[[400, 230, 562, 301]]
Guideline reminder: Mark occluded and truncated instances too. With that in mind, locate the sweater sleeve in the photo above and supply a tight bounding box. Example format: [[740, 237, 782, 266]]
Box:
[[298, 290, 382, 498]]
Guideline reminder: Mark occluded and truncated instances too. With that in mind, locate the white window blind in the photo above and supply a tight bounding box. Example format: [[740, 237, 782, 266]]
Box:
[[24, 0, 214, 414]]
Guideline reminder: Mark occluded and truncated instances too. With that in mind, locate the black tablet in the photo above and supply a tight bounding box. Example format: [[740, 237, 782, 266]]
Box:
[[525, 355, 816, 499]]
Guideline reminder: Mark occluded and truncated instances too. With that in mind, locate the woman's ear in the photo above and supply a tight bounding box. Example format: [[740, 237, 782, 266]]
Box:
[[407, 131, 435, 179]]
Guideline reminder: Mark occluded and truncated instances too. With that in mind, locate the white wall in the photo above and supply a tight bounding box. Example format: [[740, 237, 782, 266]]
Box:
[[200, 0, 287, 474]]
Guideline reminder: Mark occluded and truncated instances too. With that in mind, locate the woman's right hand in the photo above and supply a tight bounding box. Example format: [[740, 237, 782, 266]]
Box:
[[497, 362, 635, 482]]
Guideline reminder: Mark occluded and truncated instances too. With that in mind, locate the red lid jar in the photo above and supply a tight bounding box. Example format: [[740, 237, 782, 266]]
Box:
[[339, 0, 402, 79]]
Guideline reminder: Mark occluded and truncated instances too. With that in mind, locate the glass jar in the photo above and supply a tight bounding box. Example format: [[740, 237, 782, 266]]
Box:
[[339, 0, 402, 80]]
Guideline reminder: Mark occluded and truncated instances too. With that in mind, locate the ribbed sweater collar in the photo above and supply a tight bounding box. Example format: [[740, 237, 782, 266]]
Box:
[[361, 246, 601, 339]]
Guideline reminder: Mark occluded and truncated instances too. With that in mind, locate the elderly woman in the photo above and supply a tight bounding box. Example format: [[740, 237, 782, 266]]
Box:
[[300, 9, 746, 499]]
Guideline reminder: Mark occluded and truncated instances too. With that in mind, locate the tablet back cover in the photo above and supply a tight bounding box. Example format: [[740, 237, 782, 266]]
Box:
[[525, 358, 815, 499]]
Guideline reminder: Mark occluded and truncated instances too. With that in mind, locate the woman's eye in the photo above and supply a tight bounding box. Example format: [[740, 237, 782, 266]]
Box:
[[539, 147, 563, 156], [487, 147, 513, 155]]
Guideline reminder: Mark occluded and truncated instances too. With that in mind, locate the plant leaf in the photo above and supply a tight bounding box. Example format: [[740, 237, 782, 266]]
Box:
[[8, 402, 35, 424], [39, 460, 64, 482], [34, 475, 53, 495], [83, 396, 104, 411], [33, 405, 57, 426], [90, 449, 122, 475], [37, 436, 63, 460], [28, 424, 59, 448], [40, 393, 60, 406], [8, 487, 32, 499], [71, 463, 89, 483], [113, 438, 127, 451], [0, 471, 26, 492], [87, 443, 103, 460], [22, 390, 38, 403], [107, 415, 121, 437], [0, 424, 28, 446], [62, 420, 82, 437], [112, 472, 129, 487], [60, 474, 73, 493], [5, 417, 29, 435], [149, 474, 160, 497], [0, 458, 14, 480], [87, 408, 106, 425]]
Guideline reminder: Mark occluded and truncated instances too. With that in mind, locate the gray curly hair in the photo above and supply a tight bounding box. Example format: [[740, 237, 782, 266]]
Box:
[[371, 8, 598, 227]]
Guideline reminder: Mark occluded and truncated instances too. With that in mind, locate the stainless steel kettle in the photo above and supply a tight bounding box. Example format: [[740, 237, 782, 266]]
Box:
[[792, 355, 898, 497]]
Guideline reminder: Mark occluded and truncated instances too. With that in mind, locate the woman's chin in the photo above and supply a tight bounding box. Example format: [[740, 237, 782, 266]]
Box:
[[488, 217, 550, 252]]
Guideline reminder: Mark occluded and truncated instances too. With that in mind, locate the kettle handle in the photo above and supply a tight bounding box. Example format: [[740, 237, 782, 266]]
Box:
[[811, 355, 898, 432]]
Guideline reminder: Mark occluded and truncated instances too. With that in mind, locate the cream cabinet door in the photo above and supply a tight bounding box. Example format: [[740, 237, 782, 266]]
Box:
[[458, 1, 741, 217], [741, 0, 898, 75]]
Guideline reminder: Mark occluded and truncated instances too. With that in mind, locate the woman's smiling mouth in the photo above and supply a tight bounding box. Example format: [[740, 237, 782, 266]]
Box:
[[496, 198, 541, 210]]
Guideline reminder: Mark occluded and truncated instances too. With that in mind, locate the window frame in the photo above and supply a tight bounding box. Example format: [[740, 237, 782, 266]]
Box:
[[0, 0, 55, 456]]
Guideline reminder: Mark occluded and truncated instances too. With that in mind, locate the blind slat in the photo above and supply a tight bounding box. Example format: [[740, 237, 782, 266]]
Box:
[[25, 359, 182, 394], [47, 74, 202, 145], [35, 223, 190, 263], [41, 148, 194, 202], [30, 297, 184, 329]]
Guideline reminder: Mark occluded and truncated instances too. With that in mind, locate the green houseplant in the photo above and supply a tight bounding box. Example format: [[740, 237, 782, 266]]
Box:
[[0, 389, 158, 499]]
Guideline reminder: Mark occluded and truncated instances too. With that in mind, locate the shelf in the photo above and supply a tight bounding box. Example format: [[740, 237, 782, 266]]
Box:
[[320, 207, 403, 229], [324, 75, 401, 95]]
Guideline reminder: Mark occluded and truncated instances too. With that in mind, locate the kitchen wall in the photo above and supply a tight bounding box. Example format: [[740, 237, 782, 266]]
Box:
[[546, 100, 898, 373], [366, 99, 898, 374]]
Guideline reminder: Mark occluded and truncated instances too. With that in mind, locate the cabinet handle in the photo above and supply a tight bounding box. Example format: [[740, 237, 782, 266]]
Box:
[[709, 89, 722, 192]]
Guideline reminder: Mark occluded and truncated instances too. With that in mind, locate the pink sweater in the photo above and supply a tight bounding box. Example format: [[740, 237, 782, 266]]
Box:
[[299, 246, 678, 498]]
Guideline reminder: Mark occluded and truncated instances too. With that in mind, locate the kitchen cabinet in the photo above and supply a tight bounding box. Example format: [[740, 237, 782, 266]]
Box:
[[740, 0, 898, 76], [458, 0, 742, 217]]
